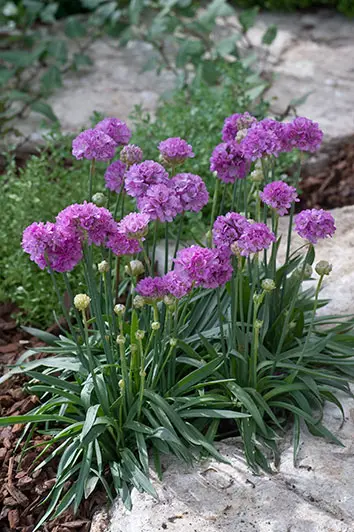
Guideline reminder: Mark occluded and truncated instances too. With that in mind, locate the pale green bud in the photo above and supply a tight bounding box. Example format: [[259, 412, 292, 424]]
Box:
[[170, 338, 178, 347], [133, 295, 145, 309], [131, 343, 138, 353], [116, 334, 125, 345], [255, 319, 263, 330], [98, 260, 110, 274], [261, 279, 276, 292], [315, 260, 332, 276], [151, 321, 160, 331], [250, 168, 263, 183], [74, 293, 91, 311], [125, 260, 145, 277], [135, 330, 145, 340], [119, 379, 125, 390], [236, 129, 248, 143], [163, 295, 176, 307], [92, 192, 107, 207], [114, 304, 126, 315]]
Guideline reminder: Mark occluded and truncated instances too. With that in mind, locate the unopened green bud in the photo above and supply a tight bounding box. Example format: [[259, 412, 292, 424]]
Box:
[[315, 260, 332, 276], [255, 319, 263, 329], [139, 369, 146, 377], [151, 321, 160, 331], [236, 129, 248, 143], [114, 304, 125, 315], [163, 295, 176, 307], [170, 338, 177, 347], [98, 260, 110, 274], [133, 295, 145, 309], [261, 278, 276, 292], [74, 293, 91, 311], [131, 343, 138, 353], [230, 241, 240, 256], [119, 379, 125, 390], [116, 334, 125, 345], [92, 192, 106, 207], [250, 168, 263, 183], [135, 330, 145, 340], [125, 260, 145, 277]]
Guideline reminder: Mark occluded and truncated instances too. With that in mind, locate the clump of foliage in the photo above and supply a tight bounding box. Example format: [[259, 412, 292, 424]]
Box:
[[0, 0, 95, 139], [1, 113, 354, 530], [232, 0, 354, 17]]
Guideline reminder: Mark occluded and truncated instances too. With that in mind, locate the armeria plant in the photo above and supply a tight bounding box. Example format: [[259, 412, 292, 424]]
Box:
[[2, 112, 354, 527]]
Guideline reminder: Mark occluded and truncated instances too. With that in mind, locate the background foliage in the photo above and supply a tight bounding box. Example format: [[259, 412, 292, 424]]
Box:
[[232, 0, 354, 16]]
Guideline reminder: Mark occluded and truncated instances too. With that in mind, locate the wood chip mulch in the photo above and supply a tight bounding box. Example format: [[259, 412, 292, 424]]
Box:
[[0, 303, 107, 532], [299, 140, 354, 210]]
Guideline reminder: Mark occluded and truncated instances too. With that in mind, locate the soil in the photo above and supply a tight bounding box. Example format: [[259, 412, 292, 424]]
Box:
[[0, 303, 107, 532], [299, 140, 354, 210]]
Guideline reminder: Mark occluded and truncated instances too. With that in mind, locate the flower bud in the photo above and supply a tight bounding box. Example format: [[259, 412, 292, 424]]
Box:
[[74, 293, 91, 311], [92, 192, 107, 207], [116, 334, 125, 345], [125, 260, 145, 277], [261, 278, 276, 292], [236, 129, 248, 143], [230, 241, 240, 256], [139, 369, 146, 377], [114, 304, 126, 315], [170, 338, 177, 347], [119, 379, 125, 390], [98, 260, 110, 274], [133, 295, 145, 309], [151, 321, 160, 331], [315, 260, 332, 276], [249, 168, 263, 183], [163, 295, 176, 307], [135, 330, 145, 340], [131, 343, 138, 353], [255, 319, 263, 330]]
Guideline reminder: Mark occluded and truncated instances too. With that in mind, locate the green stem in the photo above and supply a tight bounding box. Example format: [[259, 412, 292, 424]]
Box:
[[209, 178, 220, 247], [172, 215, 183, 269], [164, 223, 169, 274], [88, 158, 96, 201], [151, 220, 159, 276]]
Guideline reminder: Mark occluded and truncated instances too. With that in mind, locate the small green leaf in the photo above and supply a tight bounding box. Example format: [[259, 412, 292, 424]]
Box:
[[30, 101, 58, 122], [41, 66, 62, 92], [73, 53, 93, 69], [239, 7, 259, 32], [262, 24, 278, 46], [65, 17, 87, 39]]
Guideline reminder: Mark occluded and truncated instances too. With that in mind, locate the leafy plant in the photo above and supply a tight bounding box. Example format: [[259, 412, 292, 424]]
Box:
[[232, 0, 354, 17], [0, 0, 95, 140], [1, 112, 354, 529]]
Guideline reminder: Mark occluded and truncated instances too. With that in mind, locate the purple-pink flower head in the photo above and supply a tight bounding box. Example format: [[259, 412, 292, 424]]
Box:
[[158, 137, 194, 166], [106, 224, 142, 256], [56, 202, 116, 246], [213, 212, 250, 249], [72, 129, 117, 161], [161, 271, 193, 299], [260, 181, 299, 216], [22, 222, 82, 272], [237, 222, 276, 257], [241, 119, 283, 161], [174, 245, 232, 289], [210, 141, 250, 183], [172, 173, 209, 213], [118, 212, 150, 240], [284, 117, 323, 153], [294, 209, 336, 244], [222, 112, 257, 142], [125, 160, 169, 199], [136, 276, 168, 301], [120, 144, 143, 167], [104, 160, 126, 193], [138, 184, 182, 223], [95, 117, 131, 146]]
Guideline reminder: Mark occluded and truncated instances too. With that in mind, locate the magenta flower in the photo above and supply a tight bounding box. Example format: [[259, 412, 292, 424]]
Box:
[[237, 222, 276, 257], [125, 160, 169, 199], [95, 117, 131, 146], [22, 222, 82, 272], [56, 202, 116, 246], [104, 160, 126, 193], [260, 181, 299, 216], [138, 184, 182, 222], [106, 225, 142, 256], [172, 173, 209, 213], [118, 212, 150, 240], [158, 137, 194, 165], [222, 112, 257, 142], [294, 209, 336, 244], [284, 117, 323, 153], [210, 141, 250, 183], [72, 129, 117, 161], [241, 119, 284, 161], [174, 245, 232, 289], [120, 144, 143, 166], [213, 212, 250, 249], [136, 276, 168, 300], [162, 271, 193, 299]]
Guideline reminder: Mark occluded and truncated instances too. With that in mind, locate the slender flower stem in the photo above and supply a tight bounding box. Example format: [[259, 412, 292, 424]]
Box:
[[151, 220, 159, 276], [172, 215, 184, 269], [88, 158, 96, 201], [209, 178, 220, 247], [164, 223, 169, 274]]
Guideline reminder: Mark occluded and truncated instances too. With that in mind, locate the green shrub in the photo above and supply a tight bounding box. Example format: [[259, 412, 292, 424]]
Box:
[[231, 0, 354, 17]]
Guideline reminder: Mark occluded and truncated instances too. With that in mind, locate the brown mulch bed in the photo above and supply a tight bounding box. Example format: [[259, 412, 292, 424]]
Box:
[[0, 303, 107, 532], [299, 140, 354, 210]]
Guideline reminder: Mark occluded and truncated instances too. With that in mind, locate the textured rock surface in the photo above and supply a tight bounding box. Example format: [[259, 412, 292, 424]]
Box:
[[278, 204, 354, 316]]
